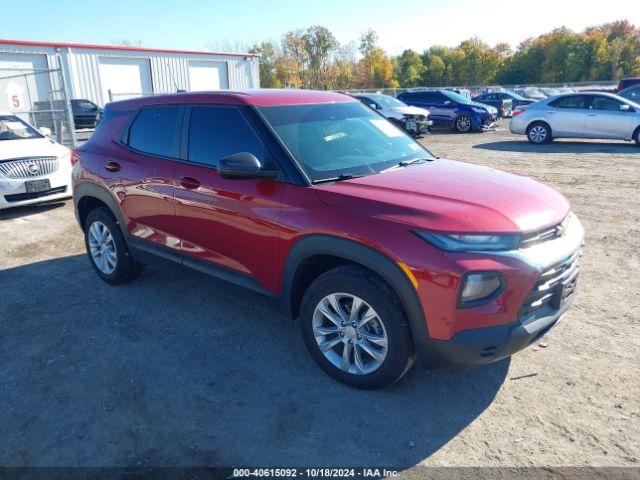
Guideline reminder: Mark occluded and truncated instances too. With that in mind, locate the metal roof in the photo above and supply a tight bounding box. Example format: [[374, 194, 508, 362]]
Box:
[[0, 38, 259, 58]]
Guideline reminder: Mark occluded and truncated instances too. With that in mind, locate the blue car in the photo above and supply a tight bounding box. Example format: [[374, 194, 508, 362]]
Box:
[[397, 89, 498, 133]]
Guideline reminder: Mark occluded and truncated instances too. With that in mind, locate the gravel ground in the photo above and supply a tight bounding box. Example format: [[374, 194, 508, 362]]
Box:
[[0, 124, 638, 470]]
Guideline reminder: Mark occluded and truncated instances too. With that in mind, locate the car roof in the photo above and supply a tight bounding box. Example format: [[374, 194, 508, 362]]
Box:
[[107, 89, 357, 110]]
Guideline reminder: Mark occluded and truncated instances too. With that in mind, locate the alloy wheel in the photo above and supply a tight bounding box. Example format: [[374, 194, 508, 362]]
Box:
[[456, 116, 471, 132], [88, 221, 117, 275], [312, 293, 389, 375]]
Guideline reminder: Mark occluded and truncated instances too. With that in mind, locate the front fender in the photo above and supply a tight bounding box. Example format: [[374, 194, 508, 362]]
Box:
[[281, 234, 430, 354]]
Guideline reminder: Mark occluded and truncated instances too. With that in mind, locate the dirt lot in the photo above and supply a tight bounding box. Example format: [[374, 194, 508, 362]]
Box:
[[1, 124, 639, 470]]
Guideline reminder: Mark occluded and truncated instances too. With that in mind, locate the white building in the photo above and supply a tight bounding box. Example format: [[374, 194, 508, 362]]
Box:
[[0, 38, 260, 112]]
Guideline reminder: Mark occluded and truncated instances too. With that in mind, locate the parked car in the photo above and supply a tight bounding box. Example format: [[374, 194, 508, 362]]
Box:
[[0, 112, 72, 209], [585, 77, 640, 94], [351, 93, 432, 137], [514, 87, 546, 100], [397, 89, 498, 132], [33, 99, 103, 130], [480, 91, 539, 110], [73, 90, 584, 389], [471, 92, 515, 117], [617, 84, 640, 103], [510, 92, 640, 145]]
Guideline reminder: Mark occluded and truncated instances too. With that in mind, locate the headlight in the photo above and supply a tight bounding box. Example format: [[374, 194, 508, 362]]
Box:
[[459, 272, 504, 306], [471, 107, 487, 114], [415, 232, 521, 252]]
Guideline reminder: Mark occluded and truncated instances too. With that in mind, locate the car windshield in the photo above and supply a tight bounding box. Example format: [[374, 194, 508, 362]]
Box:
[[0, 115, 42, 141], [259, 102, 434, 182], [371, 95, 406, 108], [442, 90, 473, 105]]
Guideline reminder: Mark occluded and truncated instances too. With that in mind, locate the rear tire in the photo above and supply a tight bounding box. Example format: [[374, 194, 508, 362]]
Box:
[[633, 127, 640, 146], [527, 121, 552, 144], [299, 266, 414, 389], [84, 207, 143, 285]]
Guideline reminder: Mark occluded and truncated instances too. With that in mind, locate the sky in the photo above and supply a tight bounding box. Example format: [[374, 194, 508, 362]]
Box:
[[2, 0, 639, 55]]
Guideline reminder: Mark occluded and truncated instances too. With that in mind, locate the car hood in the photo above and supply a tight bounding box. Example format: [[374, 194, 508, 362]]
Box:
[[0, 137, 69, 161], [315, 159, 569, 234], [389, 105, 430, 117], [471, 102, 498, 114]]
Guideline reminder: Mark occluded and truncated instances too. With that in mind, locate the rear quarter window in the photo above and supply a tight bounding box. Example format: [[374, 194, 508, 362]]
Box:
[[127, 105, 184, 158]]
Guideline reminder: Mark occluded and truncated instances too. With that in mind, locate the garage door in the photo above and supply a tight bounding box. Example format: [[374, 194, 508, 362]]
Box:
[[188, 60, 229, 91], [0, 53, 50, 113], [98, 57, 152, 104]]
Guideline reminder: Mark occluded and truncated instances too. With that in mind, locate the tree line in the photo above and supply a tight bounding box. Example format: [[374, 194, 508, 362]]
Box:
[[247, 20, 640, 90]]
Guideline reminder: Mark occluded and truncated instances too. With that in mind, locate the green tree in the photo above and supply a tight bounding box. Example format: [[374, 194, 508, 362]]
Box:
[[249, 41, 281, 88], [396, 49, 425, 87], [303, 26, 338, 89]]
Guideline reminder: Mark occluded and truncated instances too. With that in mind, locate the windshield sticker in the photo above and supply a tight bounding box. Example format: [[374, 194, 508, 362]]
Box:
[[323, 131, 347, 142], [369, 119, 404, 137]]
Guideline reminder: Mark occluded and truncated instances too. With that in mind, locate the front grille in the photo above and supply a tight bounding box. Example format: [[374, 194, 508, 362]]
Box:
[[0, 157, 59, 179], [519, 249, 580, 320], [4, 186, 67, 203]]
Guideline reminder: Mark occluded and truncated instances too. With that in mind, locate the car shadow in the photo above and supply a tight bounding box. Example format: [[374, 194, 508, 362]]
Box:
[[0, 255, 509, 468], [473, 139, 639, 154], [0, 201, 67, 221]]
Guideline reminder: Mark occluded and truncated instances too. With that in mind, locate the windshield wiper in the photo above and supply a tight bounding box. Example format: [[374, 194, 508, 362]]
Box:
[[312, 173, 364, 184], [382, 157, 433, 173]]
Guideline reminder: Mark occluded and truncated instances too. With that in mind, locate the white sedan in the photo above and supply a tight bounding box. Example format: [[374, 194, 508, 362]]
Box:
[[351, 93, 432, 137], [510, 92, 640, 146], [0, 113, 72, 209]]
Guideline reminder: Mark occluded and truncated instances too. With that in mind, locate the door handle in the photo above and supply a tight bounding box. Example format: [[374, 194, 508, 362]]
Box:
[[179, 176, 201, 190], [587, 113, 597, 116], [545, 111, 556, 114], [104, 161, 121, 172]]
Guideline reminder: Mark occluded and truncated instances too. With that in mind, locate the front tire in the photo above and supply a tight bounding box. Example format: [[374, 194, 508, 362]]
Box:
[[84, 207, 142, 285], [300, 266, 414, 389], [454, 115, 472, 133], [633, 127, 640, 146], [527, 121, 552, 144]]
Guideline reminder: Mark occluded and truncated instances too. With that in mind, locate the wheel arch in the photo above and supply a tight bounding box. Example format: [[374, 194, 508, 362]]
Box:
[[526, 119, 553, 136], [74, 183, 127, 234], [281, 234, 430, 344]]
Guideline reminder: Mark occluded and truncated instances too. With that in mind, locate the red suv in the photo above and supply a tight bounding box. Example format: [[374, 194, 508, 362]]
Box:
[[72, 90, 584, 389]]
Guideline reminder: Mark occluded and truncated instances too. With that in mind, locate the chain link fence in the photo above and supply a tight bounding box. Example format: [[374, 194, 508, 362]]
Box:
[[342, 80, 618, 98], [0, 62, 76, 147]]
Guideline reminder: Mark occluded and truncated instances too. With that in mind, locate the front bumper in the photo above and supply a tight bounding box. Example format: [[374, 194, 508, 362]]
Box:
[[0, 166, 72, 209], [411, 213, 584, 368], [481, 117, 498, 130], [417, 294, 573, 367]]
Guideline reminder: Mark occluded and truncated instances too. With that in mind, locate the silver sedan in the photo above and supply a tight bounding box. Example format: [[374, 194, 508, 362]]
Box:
[[509, 92, 640, 146]]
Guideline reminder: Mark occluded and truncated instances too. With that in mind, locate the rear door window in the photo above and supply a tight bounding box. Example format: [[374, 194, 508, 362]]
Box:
[[187, 106, 274, 168], [549, 96, 587, 109], [128, 105, 184, 158]]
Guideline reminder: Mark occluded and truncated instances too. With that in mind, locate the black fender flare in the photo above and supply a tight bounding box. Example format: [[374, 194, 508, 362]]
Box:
[[73, 182, 127, 236], [280, 234, 430, 349]]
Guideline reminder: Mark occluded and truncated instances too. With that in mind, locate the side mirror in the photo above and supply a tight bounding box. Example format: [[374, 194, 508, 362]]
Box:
[[620, 104, 633, 112], [218, 152, 279, 180], [444, 100, 452, 105], [39, 127, 52, 137], [369, 103, 378, 110]]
